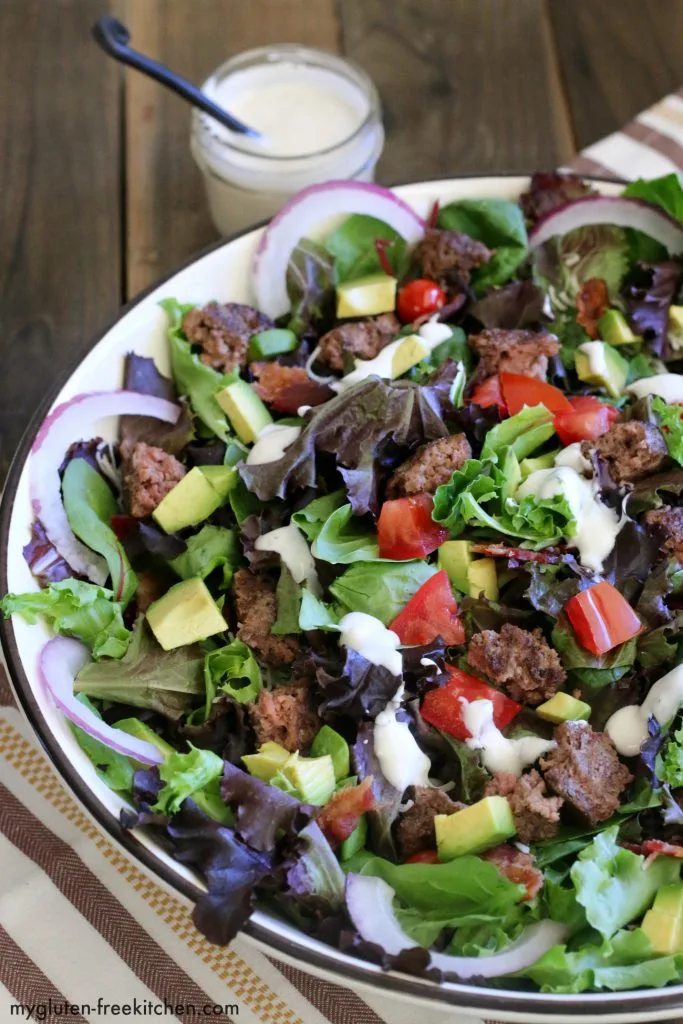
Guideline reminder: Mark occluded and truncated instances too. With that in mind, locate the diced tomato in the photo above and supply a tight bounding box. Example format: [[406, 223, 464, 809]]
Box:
[[499, 372, 571, 417], [420, 666, 521, 741], [576, 278, 609, 338], [317, 777, 376, 846], [396, 279, 446, 323], [377, 493, 449, 561], [554, 395, 618, 446], [390, 570, 465, 646], [565, 581, 642, 656], [469, 374, 507, 417], [406, 850, 440, 864]]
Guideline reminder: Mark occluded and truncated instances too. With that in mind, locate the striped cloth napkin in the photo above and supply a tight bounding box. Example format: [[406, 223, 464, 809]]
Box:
[[2, 89, 683, 1024]]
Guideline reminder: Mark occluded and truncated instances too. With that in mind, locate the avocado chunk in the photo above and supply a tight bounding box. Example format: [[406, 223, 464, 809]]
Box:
[[279, 753, 336, 806], [115, 718, 175, 760], [391, 334, 430, 378], [468, 558, 498, 601], [669, 306, 683, 353], [198, 464, 238, 499], [153, 466, 233, 534], [438, 540, 473, 592], [653, 883, 683, 918], [146, 578, 226, 651], [641, 909, 683, 955], [242, 741, 291, 781], [520, 450, 560, 479], [248, 327, 299, 360], [339, 815, 368, 861], [575, 341, 628, 398], [598, 309, 640, 346], [536, 692, 591, 723], [336, 273, 397, 318], [310, 725, 350, 781], [435, 796, 516, 860], [215, 379, 273, 444]]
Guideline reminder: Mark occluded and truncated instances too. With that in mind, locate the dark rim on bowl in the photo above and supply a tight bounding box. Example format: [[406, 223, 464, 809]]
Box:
[[4, 174, 677, 1021]]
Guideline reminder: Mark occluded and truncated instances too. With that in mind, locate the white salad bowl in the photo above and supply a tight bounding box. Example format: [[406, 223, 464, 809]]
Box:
[[5, 174, 680, 1024]]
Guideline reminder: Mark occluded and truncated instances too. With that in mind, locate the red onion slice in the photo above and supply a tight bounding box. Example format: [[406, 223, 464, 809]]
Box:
[[345, 874, 567, 979], [252, 181, 426, 320], [39, 635, 164, 766], [529, 195, 683, 254], [30, 391, 181, 583]]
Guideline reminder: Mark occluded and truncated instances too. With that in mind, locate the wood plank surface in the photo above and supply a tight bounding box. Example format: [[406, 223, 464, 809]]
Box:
[[122, 0, 340, 296], [0, 0, 122, 482], [549, 0, 683, 149], [338, 0, 575, 183]]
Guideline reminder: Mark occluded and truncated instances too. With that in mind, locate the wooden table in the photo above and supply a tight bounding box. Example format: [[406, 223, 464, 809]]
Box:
[[3, 0, 683, 481]]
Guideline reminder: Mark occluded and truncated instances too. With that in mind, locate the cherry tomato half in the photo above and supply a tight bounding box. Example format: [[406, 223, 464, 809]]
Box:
[[397, 279, 446, 323], [554, 395, 618, 446]]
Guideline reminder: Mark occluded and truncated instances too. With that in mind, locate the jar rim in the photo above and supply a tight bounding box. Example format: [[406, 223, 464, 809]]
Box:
[[192, 43, 382, 163]]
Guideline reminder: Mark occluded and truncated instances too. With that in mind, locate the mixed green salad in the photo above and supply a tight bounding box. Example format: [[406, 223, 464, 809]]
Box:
[[9, 171, 683, 994]]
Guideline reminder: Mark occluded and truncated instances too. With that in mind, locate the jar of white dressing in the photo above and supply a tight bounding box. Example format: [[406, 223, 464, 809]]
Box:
[[191, 44, 385, 236]]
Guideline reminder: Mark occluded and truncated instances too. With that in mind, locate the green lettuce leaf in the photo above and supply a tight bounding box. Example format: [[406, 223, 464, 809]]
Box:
[[74, 617, 203, 717], [203, 637, 262, 717], [481, 404, 555, 461], [533, 225, 630, 309], [169, 524, 240, 588], [298, 590, 340, 631], [2, 579, 130, 660], [519, 927, 682, 993], [271, 566, 301, 635], [661, 726, 683, 787], [329, 561, 436, 625], [292, 490, 346, 541], [653, 396, 683, 466], [324, 214, 409, 283], [346, 851, 524, 916], [62, 459, 137, 608], [571, 825, 681, 939], [438, 199, 528, 293], [70, 694, 135, 792], [160, 298, 237, 442], [153, 744, 224, 815], [312, 503, 379, 564]]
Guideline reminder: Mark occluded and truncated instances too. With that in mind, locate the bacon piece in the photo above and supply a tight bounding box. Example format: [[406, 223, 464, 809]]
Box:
[[469, 543, 565, 564], [622, 839, 683, 869], [317, 777, 376, 846], [481, 843, 544, 901], [576, 278, 609, 339], [250, 362, 334, 414]]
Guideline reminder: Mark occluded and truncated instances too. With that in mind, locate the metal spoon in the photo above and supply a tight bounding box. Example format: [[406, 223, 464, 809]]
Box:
[[92, 16, 263, 140]]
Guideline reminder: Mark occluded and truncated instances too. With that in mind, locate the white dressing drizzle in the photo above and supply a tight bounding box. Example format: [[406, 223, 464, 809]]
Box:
[[628, 373, 683, 403], [462, 699, 555, 776], [516, 464, 622, 572], [374, 683, 431, 792], [578, 341, 609, 378], [605, 664, 683, 756], [246, 423, 301, 465], [254, 523, 320, 594], [554, 442, 592, 475], [338, 612, 402, 676]]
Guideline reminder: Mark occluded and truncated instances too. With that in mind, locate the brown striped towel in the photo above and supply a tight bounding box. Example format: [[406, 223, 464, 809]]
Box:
[[3, 97, 683, 1023]]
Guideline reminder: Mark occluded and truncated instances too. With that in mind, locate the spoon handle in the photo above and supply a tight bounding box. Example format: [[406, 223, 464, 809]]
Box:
[[92, 16, 261, 139]]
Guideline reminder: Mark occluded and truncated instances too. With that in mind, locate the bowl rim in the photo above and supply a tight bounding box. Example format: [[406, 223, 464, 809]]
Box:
[[4, 172, 682, 1021]]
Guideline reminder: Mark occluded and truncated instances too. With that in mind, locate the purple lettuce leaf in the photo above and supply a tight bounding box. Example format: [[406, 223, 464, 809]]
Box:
[[315, 647, 401, 722], [23, 519, 76, 587], [220, 762, 314, 852], [178, 695, 254, 765], [121, 352, 194, 455], [602, 520, 661, 588], [636, 561, 674, 629], [626, 261, 683, 359], [470, 281, 548, 329], [283, 821, 345, 909], [239, 378, 448, 517], [519, 172, 597, 224], [401, 639, 449, 699], [351, 723, 403, 859]]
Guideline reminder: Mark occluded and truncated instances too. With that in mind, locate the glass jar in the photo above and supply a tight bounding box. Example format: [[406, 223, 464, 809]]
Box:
[[191, 44, 385, 237]]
